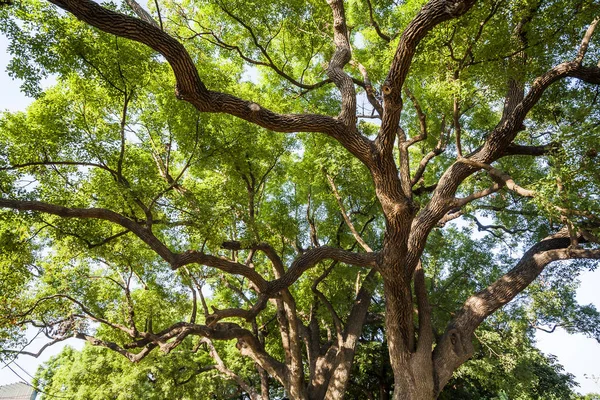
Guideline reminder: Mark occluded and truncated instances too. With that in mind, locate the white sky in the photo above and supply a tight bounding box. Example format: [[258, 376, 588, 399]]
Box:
[[0, 33, 599, 395]]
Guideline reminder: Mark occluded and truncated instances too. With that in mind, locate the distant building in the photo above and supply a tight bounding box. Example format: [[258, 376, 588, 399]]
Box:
[[0, 383, 37, 400]]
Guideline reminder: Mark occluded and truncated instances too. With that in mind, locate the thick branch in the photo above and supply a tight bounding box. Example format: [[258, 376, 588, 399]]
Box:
[[433, 227, 600, 393], [326, 0, 358, 128], [454, 232, 600, 333], [411, 17, 600, 265], [0, 198, 269, 291], [457, 157, 536, 198], [270, 247, 377, 293], [575, 17, 599, 64], [75, 332, 156, 363], [0, 198, 176, 263], [377, 0, 477, 151], [414, 261, 433, 354], [501, 142, 560, 157], [454, 183, 502, 208], [410, 58, 600, 267], [175, 251, 269, 293], [47, 0, 374, 164]]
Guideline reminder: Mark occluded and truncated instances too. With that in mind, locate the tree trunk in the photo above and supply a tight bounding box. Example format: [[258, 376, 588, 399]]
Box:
[[381, 258, 436, 400]]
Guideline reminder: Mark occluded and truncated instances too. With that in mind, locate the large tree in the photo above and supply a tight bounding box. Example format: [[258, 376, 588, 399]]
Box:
[[1, 0, 600, 399]]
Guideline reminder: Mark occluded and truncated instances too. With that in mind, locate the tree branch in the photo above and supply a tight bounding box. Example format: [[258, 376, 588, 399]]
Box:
[[457, 157, 536, 198], [365, 0, 392, 42], [433, 227, 600, 393], [376, 0, 477, 152], [124, 0, 159, 27], [46, 0, 374, 164], [326, 0, 358, 128], [411, 16, 600, 263], [326, 174, 373, 253], [201, 338, 262, 400], [270, 247, 377, 293]]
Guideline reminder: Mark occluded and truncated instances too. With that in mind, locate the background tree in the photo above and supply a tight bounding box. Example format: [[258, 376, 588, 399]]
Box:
[[1, 0, 600, 399]]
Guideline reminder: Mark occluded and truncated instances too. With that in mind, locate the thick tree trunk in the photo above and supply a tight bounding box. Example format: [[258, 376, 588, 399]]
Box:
[[379, 245, 436, 400], [382, 277, 435, 400], [323, 348, 356, 400]]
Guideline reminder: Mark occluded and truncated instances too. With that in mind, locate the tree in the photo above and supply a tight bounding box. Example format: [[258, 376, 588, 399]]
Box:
[[0, 0, 600, 399]]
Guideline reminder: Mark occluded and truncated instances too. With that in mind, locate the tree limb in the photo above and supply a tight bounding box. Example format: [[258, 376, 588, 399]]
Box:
[[377, 0, 477, 152], [46, 0, 374, 164], [326, 174, 373, 253], [433, 227, 600, 393]]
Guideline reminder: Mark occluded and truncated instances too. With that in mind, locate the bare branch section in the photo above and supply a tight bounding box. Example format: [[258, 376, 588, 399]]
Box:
[[403, 88, 428, 147], [575, 17, 599, 64], [124, 0, 158, 27], [458, 157, 535, 198], [414, 261, 432, 355], [352, 60, 383, 117]]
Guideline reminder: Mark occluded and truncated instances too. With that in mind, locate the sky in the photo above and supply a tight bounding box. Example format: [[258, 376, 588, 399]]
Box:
[[1, 31, 600, 395]]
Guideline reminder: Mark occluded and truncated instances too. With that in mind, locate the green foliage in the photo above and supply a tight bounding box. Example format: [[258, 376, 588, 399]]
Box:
[[33, 344, 245, 400]]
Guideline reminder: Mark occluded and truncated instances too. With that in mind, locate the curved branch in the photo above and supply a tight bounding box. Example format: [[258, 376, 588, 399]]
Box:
[[46, 0, 374, 164], [75, 332, 156, 363], [326, 0, 357, 128], [409, 18, 600, 267], [352, 60, 382, 117], [270, 246, 377, 293], [458, 157, 536, 197], [0, 198, 269, 291], [377, 0, 477, 151], [201, 338, 262, 400], [365, 0, 392, 42], [0, 160, 118, 176], [174, 251, 269, 293], [0, 198, 176, 263], [3, 336, 71, 359], [214, 3, 331, 92], [433, 227, 600, 392], [311, 264, 344, 340]]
